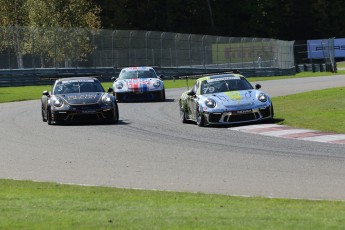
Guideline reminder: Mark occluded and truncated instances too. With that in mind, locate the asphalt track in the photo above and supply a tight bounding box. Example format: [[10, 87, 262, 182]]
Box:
[[1, 75, 345, 200]]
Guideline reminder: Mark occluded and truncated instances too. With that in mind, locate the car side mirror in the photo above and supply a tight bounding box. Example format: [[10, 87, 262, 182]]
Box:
[[107, 87, 114, 93], [255, 84, 261, 90], [42, 90, 50, 96], [111, 76, 117, 81], [187, 90, 195, 96], [159, 75, 164, 79]]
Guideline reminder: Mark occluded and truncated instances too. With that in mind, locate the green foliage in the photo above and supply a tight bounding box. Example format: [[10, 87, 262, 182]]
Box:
[[0, 0, 101, 68], [1, 179, 345, 229], [92, 0, 345, 40], [2, 0, 345, 42], [0, 0, 28, 26], [26, 0, 101, 29]]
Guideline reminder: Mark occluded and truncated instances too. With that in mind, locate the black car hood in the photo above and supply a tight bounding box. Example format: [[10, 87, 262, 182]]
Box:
[[58, 92, 104, 105]]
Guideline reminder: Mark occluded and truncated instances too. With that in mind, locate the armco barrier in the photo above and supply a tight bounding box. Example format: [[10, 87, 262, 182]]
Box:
[[0, 67, 296, 87]]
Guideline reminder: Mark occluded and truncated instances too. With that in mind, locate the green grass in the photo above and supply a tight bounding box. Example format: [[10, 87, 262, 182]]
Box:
[[336, 61, 345, 68], [0, 85, 51, 103], [0, 79, 197, 103], [1, 71, 344, 103], [273, 87, 345, 133], [1, 179, 345, 229]]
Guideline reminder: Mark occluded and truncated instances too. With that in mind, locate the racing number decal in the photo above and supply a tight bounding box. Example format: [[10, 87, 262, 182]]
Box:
[[203, 86, 215, 94]]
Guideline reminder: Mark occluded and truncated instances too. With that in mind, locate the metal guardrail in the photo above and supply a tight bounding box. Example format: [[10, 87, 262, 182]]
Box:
[[0, 67, 296, 87]]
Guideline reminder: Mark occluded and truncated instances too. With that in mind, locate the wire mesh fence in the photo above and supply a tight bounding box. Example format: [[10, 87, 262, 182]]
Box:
[[0, 26, 295, 70], [295, 38, 336, 73]]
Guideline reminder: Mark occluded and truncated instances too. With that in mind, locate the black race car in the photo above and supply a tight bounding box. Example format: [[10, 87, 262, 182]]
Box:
[[41, 77, 119, 125]]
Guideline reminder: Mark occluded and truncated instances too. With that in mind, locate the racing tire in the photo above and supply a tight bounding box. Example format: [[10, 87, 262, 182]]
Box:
[[196, 104, 205, 127], [113, 103, 119, 124], [179, 101, 188, 123], [41, 106, 47, 122], [47, 109, 52, 125], [160, 89, 166, 102], [115, 93, 123, 103]]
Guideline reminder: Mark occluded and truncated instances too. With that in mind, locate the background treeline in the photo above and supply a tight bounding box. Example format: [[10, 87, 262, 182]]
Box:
[[1, 0, 345, 41], [94, 0, 345, 40]]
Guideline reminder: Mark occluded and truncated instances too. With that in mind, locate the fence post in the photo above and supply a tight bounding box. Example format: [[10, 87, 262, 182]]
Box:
[[188, 34, 192, 67], [216, 36, 221, 69], [129, 31, 134, 66], [202, 35, 207, 68], [31, 27, 37, 68], [174, 34, 179, 67], [112, 30, 117, 67], [161, 32, 166, 66], [145, 31, 151, 66]]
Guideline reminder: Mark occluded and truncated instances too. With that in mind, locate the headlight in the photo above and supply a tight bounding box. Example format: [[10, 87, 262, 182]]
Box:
[[115, 82, 123, 89], [258, 93, 267, 102], [153, 80, 161, 87], [52, 97, 63, 107], [102, 94, 113, 105], [205, 98, 216, 108]]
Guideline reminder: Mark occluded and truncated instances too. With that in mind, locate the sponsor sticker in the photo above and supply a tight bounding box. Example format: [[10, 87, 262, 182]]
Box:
[[207, 76, 240, 83], [224, 91, 242, 101], [127, 67, 150, 71], [62, 80, 94, 83], [233, 109, 252, 114], [67, 94, 97, 100]]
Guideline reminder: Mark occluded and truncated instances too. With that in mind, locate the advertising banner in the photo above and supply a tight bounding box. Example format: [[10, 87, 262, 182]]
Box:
[[307, 38, 345, 59]]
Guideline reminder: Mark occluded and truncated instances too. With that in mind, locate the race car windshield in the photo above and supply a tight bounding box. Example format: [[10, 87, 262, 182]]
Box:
[[201, 77, 253, 95], [119, 70, 157, 79], [54, 81, 105, 94]]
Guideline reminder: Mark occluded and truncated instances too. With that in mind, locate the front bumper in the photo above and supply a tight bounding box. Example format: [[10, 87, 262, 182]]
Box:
[[116, 90, 162, 101], [204, 106, 273, 125], [51, 104, 115, 123]]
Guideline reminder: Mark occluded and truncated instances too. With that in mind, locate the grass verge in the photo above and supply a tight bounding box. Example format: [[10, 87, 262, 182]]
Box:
[[273, 87, 345, 133], [1, 179, 345, 229], [0, 71, 344, 103]]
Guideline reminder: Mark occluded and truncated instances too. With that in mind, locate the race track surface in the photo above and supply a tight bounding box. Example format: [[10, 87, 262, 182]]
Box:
[[1, 75, 345, 200]]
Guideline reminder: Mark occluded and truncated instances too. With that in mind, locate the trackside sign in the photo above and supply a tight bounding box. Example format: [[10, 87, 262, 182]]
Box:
[[307, 38, 345, 59]]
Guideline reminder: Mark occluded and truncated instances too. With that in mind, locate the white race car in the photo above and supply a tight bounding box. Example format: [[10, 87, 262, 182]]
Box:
[[179, 73, 274, 127], [112, 67, 165, 102]]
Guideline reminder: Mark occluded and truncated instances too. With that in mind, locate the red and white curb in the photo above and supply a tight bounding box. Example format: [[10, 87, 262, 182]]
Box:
[[228, 124, 345, 145]]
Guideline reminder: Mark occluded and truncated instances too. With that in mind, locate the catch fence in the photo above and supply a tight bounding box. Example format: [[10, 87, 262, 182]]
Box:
[[0, 26, 295, 71]]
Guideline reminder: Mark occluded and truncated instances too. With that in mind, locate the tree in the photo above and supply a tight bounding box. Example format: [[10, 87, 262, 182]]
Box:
[[0, 0, 102, 68], [26, 0, 102, 67], [0, 0, 29, 68], [92, 0, 345, 40]]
